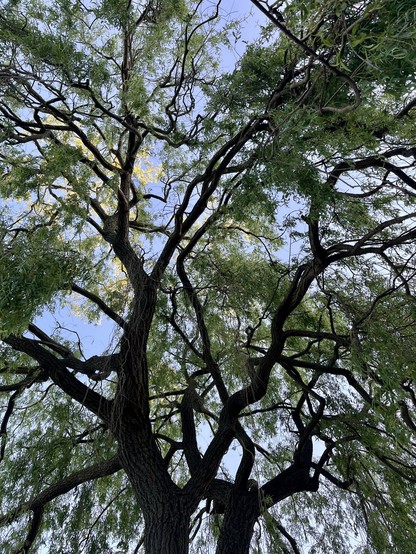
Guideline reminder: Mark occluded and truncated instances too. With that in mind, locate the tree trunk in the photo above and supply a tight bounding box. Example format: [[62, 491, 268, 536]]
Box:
[[116, 426, 193, 553], [216, 490, 260, 554], [143, 501, 191, 554], [115, 411, 193, 553]]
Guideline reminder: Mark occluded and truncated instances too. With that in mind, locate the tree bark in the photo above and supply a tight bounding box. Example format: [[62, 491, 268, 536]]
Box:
[[116, 419, 193, 554], [216, 490, 260, 554], [144, 502, 191, 554], [114, 375, 194, 553]]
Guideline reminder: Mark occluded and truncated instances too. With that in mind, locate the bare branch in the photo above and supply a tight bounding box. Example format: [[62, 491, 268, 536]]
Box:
[[71, 283, 127, 329]]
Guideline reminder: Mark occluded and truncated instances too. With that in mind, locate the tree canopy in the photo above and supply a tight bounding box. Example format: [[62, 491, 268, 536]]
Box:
[[1, 1, 416, 552]]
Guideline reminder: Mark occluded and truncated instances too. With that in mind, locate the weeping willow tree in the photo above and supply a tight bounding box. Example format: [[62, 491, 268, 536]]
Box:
[[1, 0, 416, 552]]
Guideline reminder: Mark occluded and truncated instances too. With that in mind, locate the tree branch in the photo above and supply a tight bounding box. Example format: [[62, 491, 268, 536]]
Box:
[[250, 0, 361, 113], [22, 506, 44, 554], [3, 336, 112, 423], [71, 283, 127, 329], [0, 455, 121, 526]]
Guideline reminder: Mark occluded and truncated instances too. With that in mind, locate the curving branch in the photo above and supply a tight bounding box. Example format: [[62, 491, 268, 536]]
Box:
[[0, 369, 46, 392], [0, 455, 121, 526], [3, 336, 113, 423], [250, 0, 361, 113], [180, 381, 203, 475], [273, 519, 301, 554], [327, 150, 416, 192], [21, 506, 44, 554], [0, 390, 19, 463], [71, 283, 127, 329]]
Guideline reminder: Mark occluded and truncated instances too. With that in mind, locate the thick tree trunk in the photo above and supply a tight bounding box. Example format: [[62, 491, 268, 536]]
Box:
[[110, 293, 200, 553], [114, 389, 193, 553], [144, 504, 191, 554], [117, 427, 193, 553], [216, 490, 260, 554]]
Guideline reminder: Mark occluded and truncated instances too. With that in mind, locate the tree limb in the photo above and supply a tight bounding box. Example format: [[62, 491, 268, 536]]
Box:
[[71, 283, 127, 329], [0, 455, 121, 526], [3, 336, 113, 423]]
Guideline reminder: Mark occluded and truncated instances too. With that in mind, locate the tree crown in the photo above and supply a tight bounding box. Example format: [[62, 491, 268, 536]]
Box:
[[1, 1, 416, 552]]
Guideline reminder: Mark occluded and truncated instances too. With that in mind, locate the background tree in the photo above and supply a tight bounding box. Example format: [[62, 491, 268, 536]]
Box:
[[1, 0, 416, 552]]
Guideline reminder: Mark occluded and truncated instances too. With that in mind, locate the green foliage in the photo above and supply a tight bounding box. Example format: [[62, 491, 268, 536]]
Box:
[[0, 0, 416, 553], [0, 226, 92, 335]]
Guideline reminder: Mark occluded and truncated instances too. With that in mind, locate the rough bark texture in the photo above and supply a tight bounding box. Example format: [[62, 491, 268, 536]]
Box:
[[113, 345, 194, 554], [144, 503, 191, 554], [216, 490, 260, 554], [116, 416, 193, 553]]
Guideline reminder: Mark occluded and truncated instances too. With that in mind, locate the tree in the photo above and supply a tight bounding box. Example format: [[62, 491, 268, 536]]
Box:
[[1, 0, 416, 552]]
